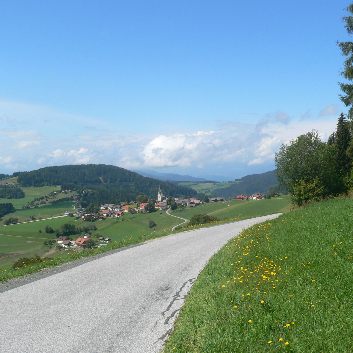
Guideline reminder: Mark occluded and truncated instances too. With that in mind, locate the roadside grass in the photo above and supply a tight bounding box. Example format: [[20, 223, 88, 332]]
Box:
[[164, 197, 353, 353], [0, 186, 61, 209]]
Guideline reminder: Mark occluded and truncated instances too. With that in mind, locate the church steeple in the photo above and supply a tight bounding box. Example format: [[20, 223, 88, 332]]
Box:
[[157, 186, 164, 202]]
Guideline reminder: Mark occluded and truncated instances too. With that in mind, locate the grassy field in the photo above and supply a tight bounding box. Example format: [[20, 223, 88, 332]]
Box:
[[0, 185, 61, 209], [164, 197, 353, 353], [178, 181, 233, 195], [172, 197, 290, 222], [0, 196, 291, 282]]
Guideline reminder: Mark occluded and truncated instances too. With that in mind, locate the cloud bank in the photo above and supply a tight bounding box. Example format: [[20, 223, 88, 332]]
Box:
[[0, 98, 340, 178]]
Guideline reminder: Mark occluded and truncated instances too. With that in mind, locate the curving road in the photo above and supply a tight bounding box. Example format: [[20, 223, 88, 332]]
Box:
[[0, 214, 281, 353]]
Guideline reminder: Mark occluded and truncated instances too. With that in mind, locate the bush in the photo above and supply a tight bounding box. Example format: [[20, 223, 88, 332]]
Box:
[[291, 178, 325, 206], [0, 203, 15, 218], [189, 214, 219, 226], [12, 256, 44, 269], [4, 217, 19, 225], [45, 225, 55, 234], [149, 220, 157, 228]]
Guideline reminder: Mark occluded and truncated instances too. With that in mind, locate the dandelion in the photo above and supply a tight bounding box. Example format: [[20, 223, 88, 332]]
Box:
[[248, 319, 253, 324], [285, 341, 289, 346], [260, 300, 265, 304], [278, 337, 284, 342]]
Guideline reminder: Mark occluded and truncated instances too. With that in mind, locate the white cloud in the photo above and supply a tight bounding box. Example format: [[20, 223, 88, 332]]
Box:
[[0, 96, 340, 176]]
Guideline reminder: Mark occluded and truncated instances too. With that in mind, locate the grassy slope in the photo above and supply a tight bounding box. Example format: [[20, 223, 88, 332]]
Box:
[[164, 198, 353, 353], [172, 197, 290, 221], [0, 197, 290, 281], [178, 181, 232, 195], [0, 185, 61, 209]]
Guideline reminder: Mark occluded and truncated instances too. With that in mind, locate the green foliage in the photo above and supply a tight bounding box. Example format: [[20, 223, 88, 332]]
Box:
[[164, 198, 353, 353], [0, 203, 15, 217], [339, 4, 353, 118], [43, 239, 56, 247], [145, 200, 156, 213], [13, 256, 44, 269], [0, 185, 25, 199], [15, 164, 196, 205], [45, 225, 55, 234], [136, 194, 148, 203], [291, 178, 325, 206], [148, 220, 157, 228], [4, 217, 19, 225], [189, 214, 219, 226], [276, 131, 343, 205]]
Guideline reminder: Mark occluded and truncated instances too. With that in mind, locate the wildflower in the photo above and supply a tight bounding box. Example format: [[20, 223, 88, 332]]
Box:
[[248, 320, 253, 324], [268, 340, 273, 344], [260, 300, 265, 304], [278, 337, 284, 342], [285, 341, 289, 346]]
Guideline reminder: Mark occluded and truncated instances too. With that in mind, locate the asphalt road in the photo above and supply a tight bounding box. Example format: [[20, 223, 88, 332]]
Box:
[[0, 214, 280, 353]]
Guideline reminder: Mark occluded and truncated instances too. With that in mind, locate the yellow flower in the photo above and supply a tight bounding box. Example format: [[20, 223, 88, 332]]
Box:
[[221, 284, 226, 288], [248, 319, 253, 324], [260, 300, 265, 304], [278, 337, 284, 342], [285, 341, 289, 346], [267, 340, 273, 344]]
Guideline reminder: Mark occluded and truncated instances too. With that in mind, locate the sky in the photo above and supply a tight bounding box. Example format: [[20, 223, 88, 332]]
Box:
[[0, 0, 351, 180]]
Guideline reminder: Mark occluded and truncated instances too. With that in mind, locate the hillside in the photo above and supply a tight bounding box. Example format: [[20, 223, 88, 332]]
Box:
[[164, 197, 353, 352], [179, 170, 283, 198], [14, 164, 196, 205]]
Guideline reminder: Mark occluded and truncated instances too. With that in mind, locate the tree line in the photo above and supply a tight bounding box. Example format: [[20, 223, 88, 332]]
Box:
[[276, 4, 353, 206]]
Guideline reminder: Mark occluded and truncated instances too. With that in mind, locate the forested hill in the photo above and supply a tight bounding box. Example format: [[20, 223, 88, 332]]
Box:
[[212, 170, 281, 198], [14, 164, 196, 205]]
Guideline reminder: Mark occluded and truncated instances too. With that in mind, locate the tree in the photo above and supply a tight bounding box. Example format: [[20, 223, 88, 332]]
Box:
[[0, 203, 15, 218], [275, 131, 343, 205], [148, 220, 157, 228], [144, 200, 156, 213], [335, 113, 352, 177], [339, 3, 353, 118], [136, 194, 148, 203]]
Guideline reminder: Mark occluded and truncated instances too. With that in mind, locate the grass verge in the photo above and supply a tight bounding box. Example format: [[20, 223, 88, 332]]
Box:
[[164, 197, 353, 353]]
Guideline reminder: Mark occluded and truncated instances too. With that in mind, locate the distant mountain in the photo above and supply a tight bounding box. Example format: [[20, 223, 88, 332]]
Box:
[[137, 170, 209, 182], [14, 164, 196, 206], [211, 170, 282, 198]]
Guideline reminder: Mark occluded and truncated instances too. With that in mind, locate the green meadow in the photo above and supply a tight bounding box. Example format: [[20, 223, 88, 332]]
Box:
[[0, 186, 61, 210], [164, 197, 353, 353], [172, 197, 290, 222], [0, 196, 290, 281]]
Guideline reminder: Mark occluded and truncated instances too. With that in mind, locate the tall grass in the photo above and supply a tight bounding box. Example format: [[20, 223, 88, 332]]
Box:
[[164, 198, 353, 353]]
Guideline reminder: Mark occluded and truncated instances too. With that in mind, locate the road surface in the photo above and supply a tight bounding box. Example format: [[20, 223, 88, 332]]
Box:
[[0, 214, 280, 353]]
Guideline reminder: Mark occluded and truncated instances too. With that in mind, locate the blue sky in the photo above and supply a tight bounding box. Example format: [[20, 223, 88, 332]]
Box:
[[0, 0, 350, 180]]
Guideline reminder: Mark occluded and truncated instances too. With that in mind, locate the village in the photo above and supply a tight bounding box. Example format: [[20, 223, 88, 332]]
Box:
[[55, 188, 265, 250]]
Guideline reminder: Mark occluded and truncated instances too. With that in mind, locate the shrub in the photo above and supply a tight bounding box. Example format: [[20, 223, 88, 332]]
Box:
[[189, 214, 219, 226], [12, 256, 44, 269], [45, 225, 55, 234], [291, 178, 325, 206], [4, 217, 19, 225], [149, 220, 157, 228]]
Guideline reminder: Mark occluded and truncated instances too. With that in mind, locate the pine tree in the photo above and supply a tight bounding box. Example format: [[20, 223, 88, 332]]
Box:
[[339, 4, 353, 118], [335, 113, 352, 177]]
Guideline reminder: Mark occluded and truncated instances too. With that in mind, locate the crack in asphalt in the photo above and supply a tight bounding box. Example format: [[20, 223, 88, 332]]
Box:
[[155, 277, 195, 344]]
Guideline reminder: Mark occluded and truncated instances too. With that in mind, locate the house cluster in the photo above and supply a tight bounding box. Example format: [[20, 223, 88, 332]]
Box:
[[56, 234, 111, 249], [235, 193, 264, 200]]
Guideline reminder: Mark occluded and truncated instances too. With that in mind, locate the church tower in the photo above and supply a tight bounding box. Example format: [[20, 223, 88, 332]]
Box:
[[157, 186, 164, 202]]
